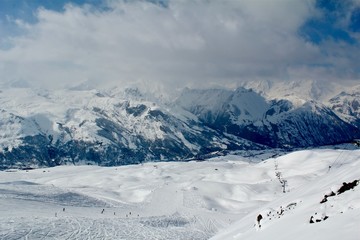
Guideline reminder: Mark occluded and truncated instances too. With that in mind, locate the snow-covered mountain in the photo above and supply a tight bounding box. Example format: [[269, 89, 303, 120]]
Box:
[[0, 81, 360, 169], [328, 87, 360, 127], [0, 87, 261, 169], [177, 85, 360, 148], [238, 79, 351, 102]]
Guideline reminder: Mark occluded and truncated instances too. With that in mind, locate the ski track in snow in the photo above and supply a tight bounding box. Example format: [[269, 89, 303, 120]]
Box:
[[0, 217, 212, 240], [0, 166, 221, 239], [0, 198, 214, 240], [0, 148, 359, 239]]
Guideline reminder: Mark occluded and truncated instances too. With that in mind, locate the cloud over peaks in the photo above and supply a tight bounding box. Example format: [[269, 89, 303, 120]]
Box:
[[0, 0, 359, 92]]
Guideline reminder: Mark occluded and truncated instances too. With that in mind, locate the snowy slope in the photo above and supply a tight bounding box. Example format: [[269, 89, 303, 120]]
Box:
[[0, 147, 359, 239], [212, 148, 360, 240]]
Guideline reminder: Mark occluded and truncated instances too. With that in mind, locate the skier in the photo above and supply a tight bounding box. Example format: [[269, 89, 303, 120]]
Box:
[[257, 214, 263, 228]]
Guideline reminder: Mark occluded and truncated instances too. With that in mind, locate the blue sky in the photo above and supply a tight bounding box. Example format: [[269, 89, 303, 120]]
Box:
[[301, 0, 359, 44], [0, 0, 103, 17], [1, 0, 358, 44], [0, 0, 164, 23], [0, 0, 103, 36], [0, 0, 359, 90]]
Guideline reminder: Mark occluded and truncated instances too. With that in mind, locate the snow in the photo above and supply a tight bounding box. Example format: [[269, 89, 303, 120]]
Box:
[[212, 148, 360, 240], [239, 79, 356, 103], [1, 147, 359, 239], [176, 87, 269, 125], [0, 87, 191, 152]]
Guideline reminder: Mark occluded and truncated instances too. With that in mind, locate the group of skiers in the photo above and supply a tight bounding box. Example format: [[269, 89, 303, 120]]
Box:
[[54, 208, 140, 218]]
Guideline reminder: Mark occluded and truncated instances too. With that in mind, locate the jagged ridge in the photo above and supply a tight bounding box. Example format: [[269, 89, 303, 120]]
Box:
[[0, 83, 360, 169]]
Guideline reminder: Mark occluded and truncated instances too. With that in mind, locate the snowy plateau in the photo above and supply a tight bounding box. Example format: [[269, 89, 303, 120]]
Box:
[[0, 147, 359, 239]]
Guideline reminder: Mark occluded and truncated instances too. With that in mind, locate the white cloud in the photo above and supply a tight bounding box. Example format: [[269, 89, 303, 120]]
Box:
[[0, 0, 358, 93]]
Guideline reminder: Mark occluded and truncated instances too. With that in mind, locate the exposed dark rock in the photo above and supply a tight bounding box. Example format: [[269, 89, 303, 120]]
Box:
[[337, 180, 359, 195]]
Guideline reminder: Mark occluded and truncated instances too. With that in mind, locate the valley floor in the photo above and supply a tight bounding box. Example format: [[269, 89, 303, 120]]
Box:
[[0, 147, 359, 239]]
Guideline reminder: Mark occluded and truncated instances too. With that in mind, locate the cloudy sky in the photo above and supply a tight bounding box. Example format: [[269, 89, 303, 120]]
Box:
[[0, 0, 359, 92]]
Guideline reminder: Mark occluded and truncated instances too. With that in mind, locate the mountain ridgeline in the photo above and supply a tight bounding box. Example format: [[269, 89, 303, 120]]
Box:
[[0, 84, 359, 169], [176, 88, 359, 148]]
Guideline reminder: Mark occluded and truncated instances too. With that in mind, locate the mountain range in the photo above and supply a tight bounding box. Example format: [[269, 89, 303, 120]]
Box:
[[0, 79, 359, 169]]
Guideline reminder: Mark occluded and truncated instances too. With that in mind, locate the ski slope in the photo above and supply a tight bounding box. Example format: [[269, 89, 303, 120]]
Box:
[[0, 147, 359, 239]]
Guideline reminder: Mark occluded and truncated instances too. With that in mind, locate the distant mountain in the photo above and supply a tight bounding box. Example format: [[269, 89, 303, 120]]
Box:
[[0, 81, 359, 169], [0, 87, 261, 169], [238, 79, 347, 102], [176, 87, 360, 148], [328, 87, 360, 127]]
